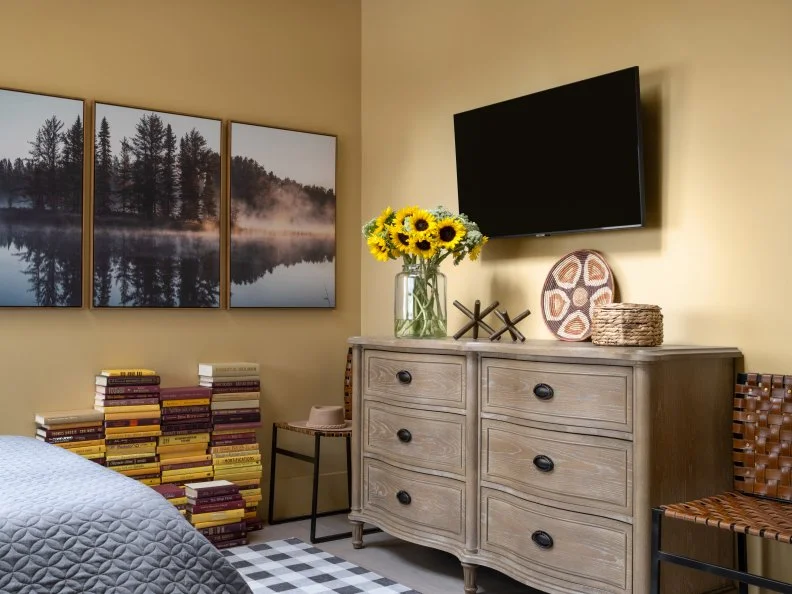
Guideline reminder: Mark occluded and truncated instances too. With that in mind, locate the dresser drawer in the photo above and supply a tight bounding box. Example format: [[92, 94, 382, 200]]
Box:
[[363, 458, 465, 542], [364, 350, 465, 408], [364, 401, 465, 475], [481, 488, 631, 593], [481, 419, 631, 516], [482, 359, 632, 432]]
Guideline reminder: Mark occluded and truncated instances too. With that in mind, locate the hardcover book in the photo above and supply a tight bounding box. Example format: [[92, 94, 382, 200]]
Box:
[[34, 409, 104, 425], [197, 362, 259, 377], [99, 368, 158, 377]]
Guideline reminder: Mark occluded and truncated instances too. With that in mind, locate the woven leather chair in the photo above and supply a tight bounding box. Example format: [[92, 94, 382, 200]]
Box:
[[267, 347, 379, 544], [651, 372, 792, 593]]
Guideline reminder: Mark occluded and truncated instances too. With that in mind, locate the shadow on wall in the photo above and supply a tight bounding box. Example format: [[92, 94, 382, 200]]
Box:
[[477, 65, 674, 264]]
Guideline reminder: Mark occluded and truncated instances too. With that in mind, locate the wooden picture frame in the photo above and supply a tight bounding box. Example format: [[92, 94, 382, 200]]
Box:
[[0, 87, 85, 307], [228, 121, 337, 308], [91, 102, 222, 308]]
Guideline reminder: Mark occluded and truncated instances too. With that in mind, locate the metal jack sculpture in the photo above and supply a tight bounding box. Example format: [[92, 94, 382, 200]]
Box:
[[452, 300, 500, 340], [489, 308, 531, 342]]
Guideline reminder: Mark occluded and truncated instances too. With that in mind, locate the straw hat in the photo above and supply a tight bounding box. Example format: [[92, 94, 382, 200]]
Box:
[[288, 405, 352, 431]]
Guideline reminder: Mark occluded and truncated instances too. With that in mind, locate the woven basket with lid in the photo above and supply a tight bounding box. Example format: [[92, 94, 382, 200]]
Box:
[[591, 303, 663, 346]]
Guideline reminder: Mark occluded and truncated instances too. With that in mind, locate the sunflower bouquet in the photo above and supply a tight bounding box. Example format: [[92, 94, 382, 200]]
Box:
[[362, 205, 488, 338]]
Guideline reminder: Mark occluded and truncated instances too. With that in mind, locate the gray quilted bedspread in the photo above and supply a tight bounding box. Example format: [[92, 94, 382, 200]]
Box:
[[0, 436, 252, 594]]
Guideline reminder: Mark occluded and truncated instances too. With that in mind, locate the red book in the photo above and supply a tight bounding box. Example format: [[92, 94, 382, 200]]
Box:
[[151, 484, 185, 499], [190, 498, 246, 514], [161, 421, 213, 432], [212, 414, 261, 424], [207, 384, 260, 393], [197, 520, 247, 536], [187, 493, 242, 505], [36, 426, 102, 438], [161, 413, 211, 423], [38, 431, 105, 443], [210, 437, 258, 447], [104, 418, 160, 428], [160, 386, 212, 401], [105, 435, 158, 446], [211, 408, 260, 416], [160, 405, 209, 415], [96, 385, 161, 396], [210, 422, 261, 431], [214, 538, 247, 549]]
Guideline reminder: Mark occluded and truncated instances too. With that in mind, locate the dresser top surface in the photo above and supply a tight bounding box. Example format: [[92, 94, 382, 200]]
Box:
[[348, 336, 742, 362]]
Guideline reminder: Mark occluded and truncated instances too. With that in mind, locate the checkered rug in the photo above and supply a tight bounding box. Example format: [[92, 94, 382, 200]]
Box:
[[224, 537, 422, 593]]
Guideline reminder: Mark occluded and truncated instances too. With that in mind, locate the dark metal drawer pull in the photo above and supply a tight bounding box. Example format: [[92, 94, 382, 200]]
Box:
[[533, 455, 554, 472], [532, 530, 554, 549], [396, 490, 411, 505], [397, 428, 412, 443], [396, 370, 412, 384], [533, 383, 554, 400]]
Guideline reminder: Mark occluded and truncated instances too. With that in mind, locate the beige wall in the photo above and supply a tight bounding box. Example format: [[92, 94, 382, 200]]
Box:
[[0, 0, 361, 515], [361, 0, 791, 585]]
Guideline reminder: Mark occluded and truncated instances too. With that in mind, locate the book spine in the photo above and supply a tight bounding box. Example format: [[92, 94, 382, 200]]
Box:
[[107, 455, 158, 466], [213, 455, 261, 466], [160, 428, 212, 437], [210, 437, 258, 447], [95, 397, 160, 406], [213, 538, 248, 549], [211, 413, 262, 424], [159, 405, 209, 415], [160, 460, 212, 472], [189, 486, 240, 499], [105, 435, 159, 445], [162, 399, 211, 408], [160, 388, 212, 399], [38, 430, 105, 442], [197, 520, 247, 536], [37, 413, 103, 425], [208, 432, 259, 443], [158, 434, 210, 446], [97, 385, 161, 395], [99, 376, 161, 386], [200, 363, 259, 376], [104, 418, 160, 428], [206, 384, 260, 392], [161, 413, 211, 422], [37, 426, 103, 438], [190, 500, 245, 514], [161, 421, 213, 432], [210, 422, 262, 431], [187, 493, 241, 505]]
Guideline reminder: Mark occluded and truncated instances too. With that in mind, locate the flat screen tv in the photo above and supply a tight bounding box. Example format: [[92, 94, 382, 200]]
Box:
[[454, 66, 645, 238]]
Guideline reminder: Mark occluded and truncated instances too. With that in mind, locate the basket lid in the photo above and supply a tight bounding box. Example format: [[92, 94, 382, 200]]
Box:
[[593, 302, 661, 311]]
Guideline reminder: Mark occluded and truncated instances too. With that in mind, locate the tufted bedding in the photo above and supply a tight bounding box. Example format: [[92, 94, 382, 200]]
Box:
[[0, 436, 252, 594]]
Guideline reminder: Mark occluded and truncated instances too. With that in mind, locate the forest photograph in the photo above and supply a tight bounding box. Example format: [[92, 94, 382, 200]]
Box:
[[0, 89, 84, 307], [92, 103, 221, 308], [229, 122, 336, 308]]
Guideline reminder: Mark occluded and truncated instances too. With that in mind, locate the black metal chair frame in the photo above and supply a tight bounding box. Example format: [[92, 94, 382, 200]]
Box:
[[650, 507, 792, 594], [267, 422, 380, 544]]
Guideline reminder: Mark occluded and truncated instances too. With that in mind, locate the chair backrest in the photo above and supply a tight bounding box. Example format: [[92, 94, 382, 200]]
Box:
[[733, 372, 792, 502], [344, 347, 353, 421]]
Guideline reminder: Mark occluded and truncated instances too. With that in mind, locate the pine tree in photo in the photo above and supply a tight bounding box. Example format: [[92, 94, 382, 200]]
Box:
[[161, 124, 178, 220], [116, 138, 133, 214], [199, 150, 220, 220], [178, 129, 208, 222], [95, 116, 113, 215], [131, 113, 166, 221], [28, 116, 64, 211], [60, 115, 83, 214]]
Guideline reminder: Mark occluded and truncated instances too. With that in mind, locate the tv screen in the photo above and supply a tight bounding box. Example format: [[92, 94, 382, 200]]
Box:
[[454, 66, 645, 238]]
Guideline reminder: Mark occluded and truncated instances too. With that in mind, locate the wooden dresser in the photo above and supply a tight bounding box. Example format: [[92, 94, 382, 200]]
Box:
[[348, 337, 742, 594]]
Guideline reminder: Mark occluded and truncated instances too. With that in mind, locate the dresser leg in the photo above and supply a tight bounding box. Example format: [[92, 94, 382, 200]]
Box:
[[351, 521, 365, 549], [461, 562, 478, 593]]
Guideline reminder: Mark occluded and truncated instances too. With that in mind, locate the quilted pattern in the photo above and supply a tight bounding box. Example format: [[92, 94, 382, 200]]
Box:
[[0, 436, 252, 594]]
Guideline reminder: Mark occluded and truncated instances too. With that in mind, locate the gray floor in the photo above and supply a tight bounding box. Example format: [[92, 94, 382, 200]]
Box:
[[245, 515, 540, 594]]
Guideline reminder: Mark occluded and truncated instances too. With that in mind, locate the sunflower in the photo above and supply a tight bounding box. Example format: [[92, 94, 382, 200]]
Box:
[[389, 226, 412, 253], [410, 233, 438, 259], [410, 208, 437, 235], [394, 206, 418, 230], [367, 235, 391, 262], [469, 236, 489, 261], [374, 206, 394, 234], [435, 217, 466, 250]]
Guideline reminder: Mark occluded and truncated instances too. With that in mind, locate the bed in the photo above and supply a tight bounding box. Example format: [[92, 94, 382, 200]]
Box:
[[0, 436, 252, 593]]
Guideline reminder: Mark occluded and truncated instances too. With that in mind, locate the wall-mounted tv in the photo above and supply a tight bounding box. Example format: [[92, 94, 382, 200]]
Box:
[[453, 66, 645, 238]]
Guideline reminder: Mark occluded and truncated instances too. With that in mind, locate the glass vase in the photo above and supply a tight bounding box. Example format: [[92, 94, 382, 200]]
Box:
[[394, 261, 447, 339]]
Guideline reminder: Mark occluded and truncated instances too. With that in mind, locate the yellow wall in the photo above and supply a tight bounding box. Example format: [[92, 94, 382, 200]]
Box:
[[361, 0, 792, 585], [0, 0, 361, 515]]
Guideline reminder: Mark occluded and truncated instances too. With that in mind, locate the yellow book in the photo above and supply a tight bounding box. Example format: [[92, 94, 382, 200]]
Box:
[[179, 509, 187, 516], [81, 451, 106, 460], [105, 440, 157, 450], [55, 439, 106, 449], [213, 462, 262, 472], [193, 518, 239, 530], [244, 511, 258, 520], [212, 454, 261, 465], [157, 443, 208, 455], [162, 398, 210, 407], [239, 488, 262, 498], [243, 496, 263, 506], [188, 509, 245, 524], [210, 444, 260, 455], [158, 434, 209, 447], [161, 465, 213, 478], [161, 470, 213, 483], [212, 449, 259, 459], [212, 469, 261, 481], [211, 427, 257, 436], [108, 461, 160, 472], [159, 454, 212, 466], [210, 392, 260, 403], [116, 467, 159, 477], [64, 445, 106, 455], [232, 478, 260, 489], [100, 369, 157, 377], [139, 477, 161, 486], [105, 427, 161, 437], [168, 496, 188, 506], [99, 405, 161, 415], [106, 448, 157, 458]]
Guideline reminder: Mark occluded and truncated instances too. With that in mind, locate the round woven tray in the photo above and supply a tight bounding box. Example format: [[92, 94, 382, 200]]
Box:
[[591, 303, 663, 346]]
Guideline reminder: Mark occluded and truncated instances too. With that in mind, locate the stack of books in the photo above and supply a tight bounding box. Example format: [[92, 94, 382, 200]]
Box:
[[34, 409, 106, 464], [184, 480, 247, 549], [150, 484, 188, 517], [158, 386, 214, 485], [95, 369, 162, 486], [199, 362, 263, 531]]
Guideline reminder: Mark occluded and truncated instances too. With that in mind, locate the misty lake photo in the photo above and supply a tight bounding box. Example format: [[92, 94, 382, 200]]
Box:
[[92, 103, 221, 308], [0, 89, 84, 307], [229, 122, 337, 308]]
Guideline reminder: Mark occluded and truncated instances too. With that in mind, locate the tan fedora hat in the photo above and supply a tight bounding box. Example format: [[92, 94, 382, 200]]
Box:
[[288, 405, 352, 431]]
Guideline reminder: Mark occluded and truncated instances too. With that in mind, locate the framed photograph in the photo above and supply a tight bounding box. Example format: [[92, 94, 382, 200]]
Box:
[[92, 103, 221, 308], [229, 122, 336, 308], [0, 88, 84, 307]]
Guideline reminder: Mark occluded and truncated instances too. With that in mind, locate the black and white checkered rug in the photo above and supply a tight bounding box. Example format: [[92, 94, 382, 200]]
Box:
[[224, 537, 421, 593]]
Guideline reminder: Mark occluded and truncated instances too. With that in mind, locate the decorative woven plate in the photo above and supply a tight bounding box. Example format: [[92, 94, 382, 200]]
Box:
[[541, 249, 615, 341]]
